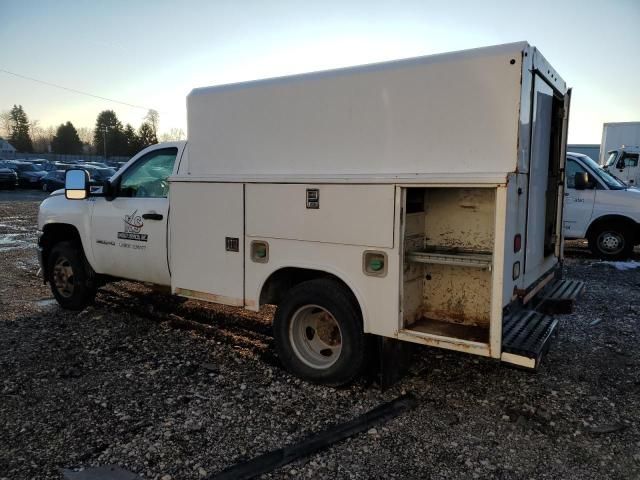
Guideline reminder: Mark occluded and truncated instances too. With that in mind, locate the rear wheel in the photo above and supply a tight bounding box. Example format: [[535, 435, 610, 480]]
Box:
[[588, 223, 634, 260], [47, 241, 97, 309], [273, 278, 365, 385]]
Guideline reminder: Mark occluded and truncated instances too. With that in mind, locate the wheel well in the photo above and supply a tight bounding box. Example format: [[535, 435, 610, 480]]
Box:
[[259, 267, 361, 312], [40, 223, 83, 279], [586, 215, 639, 242]]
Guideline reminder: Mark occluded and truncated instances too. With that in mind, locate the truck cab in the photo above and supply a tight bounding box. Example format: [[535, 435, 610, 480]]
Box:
[[602, 146, 640, 187], [564, 152, 640, 259], [38, 142, 186, 308]]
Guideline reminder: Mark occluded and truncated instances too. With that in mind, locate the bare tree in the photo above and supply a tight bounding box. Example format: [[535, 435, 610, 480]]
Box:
[[77, 127, 94, 145], [0, 110, 11, 138], [159, 128, 185, 142], [31, 122, 55, 153], [144, 109, 160, 137]]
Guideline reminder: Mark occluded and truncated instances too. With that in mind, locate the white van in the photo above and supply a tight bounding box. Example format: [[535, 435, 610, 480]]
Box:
[[564, 152, 640, 259], [38, 42, 581, 384]]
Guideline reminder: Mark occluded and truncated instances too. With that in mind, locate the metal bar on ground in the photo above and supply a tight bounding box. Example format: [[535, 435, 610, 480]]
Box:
[[208, 393, 418, 480]]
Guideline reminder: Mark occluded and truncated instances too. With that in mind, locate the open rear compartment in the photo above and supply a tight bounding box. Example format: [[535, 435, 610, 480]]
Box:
[[401, 187, 496, 347]]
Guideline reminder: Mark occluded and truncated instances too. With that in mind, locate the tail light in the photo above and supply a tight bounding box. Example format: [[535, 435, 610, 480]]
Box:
[[514, 234, 522, 253]]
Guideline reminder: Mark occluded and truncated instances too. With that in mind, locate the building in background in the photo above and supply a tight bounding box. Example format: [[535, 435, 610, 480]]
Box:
[[568, 144, 600, 162], [0, 138, 16, 159]]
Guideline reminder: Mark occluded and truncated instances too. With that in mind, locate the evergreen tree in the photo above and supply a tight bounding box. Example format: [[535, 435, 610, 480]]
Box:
[[138, 122, 158, 149], [124, 123, 141, 156], [51, 121, 83, 154], [93, 110, 127, 158], [8, 105, 33, 152]]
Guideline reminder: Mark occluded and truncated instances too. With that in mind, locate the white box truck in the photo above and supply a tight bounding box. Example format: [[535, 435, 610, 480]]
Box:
[[38, 42, 582, 385], [600, 122, 640, 185]]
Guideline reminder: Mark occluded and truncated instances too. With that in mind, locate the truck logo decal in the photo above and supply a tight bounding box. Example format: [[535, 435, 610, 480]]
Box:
[[117, 210, 148, 242]]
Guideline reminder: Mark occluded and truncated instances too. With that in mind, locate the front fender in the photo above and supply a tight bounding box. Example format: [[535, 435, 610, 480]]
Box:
[[38, 195, 96, 269]]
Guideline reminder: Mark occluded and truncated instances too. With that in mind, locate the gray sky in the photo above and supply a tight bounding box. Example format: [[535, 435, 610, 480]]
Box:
[[1, 0, 639, 142]]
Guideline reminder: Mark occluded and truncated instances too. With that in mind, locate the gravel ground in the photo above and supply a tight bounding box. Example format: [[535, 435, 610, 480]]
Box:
[[0, 195, 639, 480]]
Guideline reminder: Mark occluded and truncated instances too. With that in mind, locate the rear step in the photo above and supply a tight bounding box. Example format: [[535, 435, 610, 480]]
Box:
[[538, 279, 585, 314], [501, 310, 558, 370]]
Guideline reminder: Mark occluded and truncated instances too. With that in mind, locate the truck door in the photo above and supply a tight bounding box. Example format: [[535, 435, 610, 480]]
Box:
[[90, 147, 180, 285], [615, 151, 640, 186], [563, 158, 595, 239], [524, 75, 563, 279]]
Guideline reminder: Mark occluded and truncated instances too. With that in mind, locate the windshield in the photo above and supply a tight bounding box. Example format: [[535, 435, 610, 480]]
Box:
[[16, 164, 40, 172], [605, 151, 618, 167], [581, 155, 626, 189]]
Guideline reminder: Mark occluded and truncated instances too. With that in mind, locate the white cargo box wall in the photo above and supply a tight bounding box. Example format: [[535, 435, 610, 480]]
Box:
[[169, 42, 569, 363]]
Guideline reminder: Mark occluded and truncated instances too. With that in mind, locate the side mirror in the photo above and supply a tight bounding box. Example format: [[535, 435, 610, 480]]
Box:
[[574, 172, 589, 190], [616, 160, 625, 170], [65, 169, 90, 200]]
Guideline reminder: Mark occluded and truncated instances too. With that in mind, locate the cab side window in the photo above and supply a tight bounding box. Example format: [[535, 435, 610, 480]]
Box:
[[565, 159, 586, 189], [119, 148, 178, 198], [620, 153, 639, 168]]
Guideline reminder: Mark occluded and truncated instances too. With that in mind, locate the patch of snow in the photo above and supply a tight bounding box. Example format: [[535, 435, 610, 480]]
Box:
[[600, 261, 640, 271]]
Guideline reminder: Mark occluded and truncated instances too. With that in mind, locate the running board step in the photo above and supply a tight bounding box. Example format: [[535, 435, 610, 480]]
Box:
[[539, 279, 585, 314], [501, 310, 558, 370]]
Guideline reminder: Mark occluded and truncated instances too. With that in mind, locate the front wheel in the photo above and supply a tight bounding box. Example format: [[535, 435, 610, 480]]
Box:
[[588, 224, 634, 260], [47, 241, 97, 310], [273, 278, 365, 385]]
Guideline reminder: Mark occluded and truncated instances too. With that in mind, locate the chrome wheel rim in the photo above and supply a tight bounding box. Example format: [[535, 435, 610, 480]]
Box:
[[597, 231, 624, 255], [289, 305, 342, 369], [52, 256, 74, 298]]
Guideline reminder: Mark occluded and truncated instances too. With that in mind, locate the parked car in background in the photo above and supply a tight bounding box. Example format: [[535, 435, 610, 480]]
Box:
[[563, 152, 640, 259], [82, 166, 116, 184], [83, 161, 110, 168], [0, 166, 18, 189], [41, 171, 66, 192], [9, 162, 48, 187]]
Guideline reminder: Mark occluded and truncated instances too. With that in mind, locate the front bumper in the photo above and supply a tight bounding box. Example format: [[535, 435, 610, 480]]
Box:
[[0, 177, 17, 187]]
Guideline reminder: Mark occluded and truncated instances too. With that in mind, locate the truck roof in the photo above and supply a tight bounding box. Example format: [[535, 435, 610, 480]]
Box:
[[184, 42, 566, 183]]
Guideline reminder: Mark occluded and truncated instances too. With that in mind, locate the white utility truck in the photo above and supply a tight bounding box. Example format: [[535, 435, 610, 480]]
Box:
[[38, 42, 582, 385], [564, 152, 640, 259]]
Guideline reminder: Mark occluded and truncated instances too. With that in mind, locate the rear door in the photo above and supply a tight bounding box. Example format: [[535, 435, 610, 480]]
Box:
[[524, 76, 553, 276], [523, 75, 565, 280]]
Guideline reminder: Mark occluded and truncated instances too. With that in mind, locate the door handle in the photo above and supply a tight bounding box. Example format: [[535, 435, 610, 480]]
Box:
[[142, 212, 163, 220]]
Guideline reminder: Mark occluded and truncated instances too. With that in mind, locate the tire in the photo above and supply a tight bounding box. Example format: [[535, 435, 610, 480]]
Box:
[[273, 278, 365, 385], [587, 223, 634, 260], [47, 241, 97, 310]]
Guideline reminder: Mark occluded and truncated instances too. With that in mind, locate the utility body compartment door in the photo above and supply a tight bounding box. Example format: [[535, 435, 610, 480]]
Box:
[[169, 182, 245, 306]]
